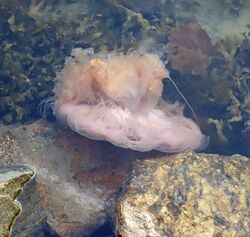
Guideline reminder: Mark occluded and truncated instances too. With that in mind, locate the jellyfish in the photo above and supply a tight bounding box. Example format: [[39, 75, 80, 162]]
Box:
[[52, 48, 209, 153]]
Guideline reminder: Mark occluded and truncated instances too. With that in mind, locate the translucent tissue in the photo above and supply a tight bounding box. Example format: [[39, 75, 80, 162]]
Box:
[[53, 48, 208, 153]]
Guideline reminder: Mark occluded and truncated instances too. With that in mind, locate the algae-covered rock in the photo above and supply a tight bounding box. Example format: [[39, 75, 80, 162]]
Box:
[[0, 166, 34, 237], [116, 152, 250, 237]]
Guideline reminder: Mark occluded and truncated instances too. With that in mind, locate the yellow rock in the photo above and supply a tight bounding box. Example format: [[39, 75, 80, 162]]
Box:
[[116, 152, 250, 237], [0, 166, 34, 237]]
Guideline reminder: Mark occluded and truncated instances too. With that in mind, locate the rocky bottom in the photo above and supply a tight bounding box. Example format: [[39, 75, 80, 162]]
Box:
[[0, 120, 249, 237]]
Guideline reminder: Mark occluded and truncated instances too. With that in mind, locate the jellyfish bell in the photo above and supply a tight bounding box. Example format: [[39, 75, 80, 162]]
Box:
[[53, 48, 209, 153]]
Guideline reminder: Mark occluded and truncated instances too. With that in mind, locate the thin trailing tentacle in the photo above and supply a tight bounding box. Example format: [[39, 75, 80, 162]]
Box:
[[168, 76, 198, 120]]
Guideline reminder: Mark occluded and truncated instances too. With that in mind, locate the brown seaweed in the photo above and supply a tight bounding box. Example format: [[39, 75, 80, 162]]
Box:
[[167, 23, 216, 76]]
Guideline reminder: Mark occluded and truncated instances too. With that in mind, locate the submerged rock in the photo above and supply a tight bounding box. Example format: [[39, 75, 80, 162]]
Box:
[[0, 166, 34, 237], [116, 152, 250, 237], [0, 119, 158, 236]]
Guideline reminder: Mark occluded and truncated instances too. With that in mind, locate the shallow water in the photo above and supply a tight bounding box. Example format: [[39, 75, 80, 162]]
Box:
[[0, 0, 249, 156], [0, 0, 249, 236]]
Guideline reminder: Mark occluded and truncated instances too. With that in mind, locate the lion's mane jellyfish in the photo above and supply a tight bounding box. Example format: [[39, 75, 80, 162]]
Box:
[[53, 48, 209, 153]]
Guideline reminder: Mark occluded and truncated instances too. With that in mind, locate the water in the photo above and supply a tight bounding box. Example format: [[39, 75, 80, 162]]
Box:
[[0, 0, 249, 236]]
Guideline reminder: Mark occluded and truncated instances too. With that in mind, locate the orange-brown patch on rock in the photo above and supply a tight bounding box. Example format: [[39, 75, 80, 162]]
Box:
[[54, 127, 133, 192], [53, 128, 83, 153], [53, 126, 162, 195], [70, 142, 134, 192]]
